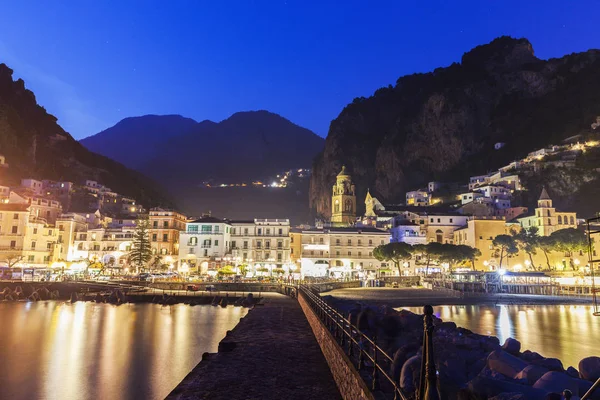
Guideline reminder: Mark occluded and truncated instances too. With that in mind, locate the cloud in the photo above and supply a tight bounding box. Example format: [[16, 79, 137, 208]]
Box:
[[0, 41, 106, 139]]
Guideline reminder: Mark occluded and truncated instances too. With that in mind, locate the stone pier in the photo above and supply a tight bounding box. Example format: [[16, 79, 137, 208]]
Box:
[[167, 293, 341, 400]]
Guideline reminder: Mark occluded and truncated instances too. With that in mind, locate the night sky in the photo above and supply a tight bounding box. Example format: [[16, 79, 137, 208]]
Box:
[[1, 1, 598, 140]]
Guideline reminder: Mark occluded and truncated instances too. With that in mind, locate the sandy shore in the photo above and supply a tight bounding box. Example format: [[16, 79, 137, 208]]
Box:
[[324, 287, 594, 307]]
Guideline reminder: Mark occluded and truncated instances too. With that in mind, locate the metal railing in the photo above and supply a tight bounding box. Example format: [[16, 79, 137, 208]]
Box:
[[298, 284, 440, 400]]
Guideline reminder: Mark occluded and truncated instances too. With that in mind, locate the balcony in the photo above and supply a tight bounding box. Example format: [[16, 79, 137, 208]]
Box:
[[0, 246, 23, 251], [185, 231, 222, 235]]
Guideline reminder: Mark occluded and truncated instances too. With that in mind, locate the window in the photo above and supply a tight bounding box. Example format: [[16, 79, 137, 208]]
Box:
[[548, 218, 551, 226], [152, 233, 157, 241], [368, 251, 372, 256], [266, 228, 271, 235], [277, 241, 283, 249], [244, 228, 248, 235], [77, 243, 83, 250], [31, 241, 36, 250], [153, 221, 158, 228], [265, 241, 271, 249], [334, 200, 340, 213], [10, 240, 16, 249], [358, 239, 362, 246], [161, 248, 167, 255], [43, 256, 50, 263], [188, 225, 198, 232], [437, 218, 441, 223], [380, 240, 384, 245], [348, 251, 351, 256], [243, 241, 248, 249], [258, 228, 262, 235], [163, 221, 168, 228], [278, 228, 283, 236], [436, 229, 443, 243], [214, 240, 219, 246], [430, 218, 433, 223], [33, 228, 38, 234], [201, 225, 211, 232], [13, 213, 18, 219], [243, 252, 247, 259], [369, 239, 372, 245], [570, 216, 575, 225], [347, 239, 352, 246], [189, 237, 198, 245], [11, 226, 17, 234], [319, 237, 324, 244], [214, 226, 219, 233], [558, 215, 562, 224], [344, 199, 352, 212], [231, 241, 237, 249], [28, 255, 35, 262], [449, 218, 453, 223], [204, 249, 208, 257], [320, 251, 324, 256], [358, 251, 362, 257], [336, 251, 340, 256], [336, 239, 341, 245], [257, 241, 262, 249], [163, 234, 168, 242]]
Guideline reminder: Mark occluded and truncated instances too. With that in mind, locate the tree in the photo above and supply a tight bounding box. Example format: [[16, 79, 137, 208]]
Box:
[[373, 242, 413, 276], [437, 244, 481, 271], [492, 234, 518, 268], [3, 253, 24, 268], [414, 242, 444, 274], [537, 236, 556, 270], [128, 217, 152, 273], [550, 228, 588, 270], [148, 255, 167, 271], [513, 227, 540, 270]]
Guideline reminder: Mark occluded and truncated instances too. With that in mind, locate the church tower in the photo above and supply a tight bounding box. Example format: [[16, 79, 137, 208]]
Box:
[[331, 165, 356, 225]]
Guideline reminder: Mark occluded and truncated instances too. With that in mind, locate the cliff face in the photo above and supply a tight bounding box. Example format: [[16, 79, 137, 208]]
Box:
[[310, 37, 600, 216], [0, 63, 172, 208]]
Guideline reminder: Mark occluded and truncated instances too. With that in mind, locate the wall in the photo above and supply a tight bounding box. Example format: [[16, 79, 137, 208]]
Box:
[[298, 292, 374, 400]]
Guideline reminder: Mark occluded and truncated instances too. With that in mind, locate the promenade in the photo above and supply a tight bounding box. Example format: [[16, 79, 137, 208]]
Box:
[[167, 293, 341, 400]]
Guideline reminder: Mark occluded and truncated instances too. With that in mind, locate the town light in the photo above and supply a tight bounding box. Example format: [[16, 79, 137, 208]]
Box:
[[498, 268, 507, 276], [524, 260, 531, 266], [574, 259, 581, 266]]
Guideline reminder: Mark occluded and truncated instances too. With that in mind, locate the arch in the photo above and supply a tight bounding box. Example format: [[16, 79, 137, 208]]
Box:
[[334, 199, 340, 213], [435, 229, 443, 243], [344, 199, 352, 212], [77, 243, 83, 251], [570, 216, 575, 225], [558, 215, 562, 224]]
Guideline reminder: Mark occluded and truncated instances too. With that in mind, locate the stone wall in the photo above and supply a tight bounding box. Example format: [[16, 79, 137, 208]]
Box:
[[298, 292, 374, 400], [312, 280, 361, 293]]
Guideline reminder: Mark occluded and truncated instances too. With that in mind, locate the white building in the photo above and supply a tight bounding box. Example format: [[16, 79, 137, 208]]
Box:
[[229, 219, 292, 275], [405, 189, 429, 206], [72, 227, 134, 267], [300, 227, 390, 279], [178, 216, 232, 274], [474, 184, 511, 200], [20, 179, 44, 195]]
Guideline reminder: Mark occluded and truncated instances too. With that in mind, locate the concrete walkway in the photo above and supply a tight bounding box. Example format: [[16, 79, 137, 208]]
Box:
[[167, 294, 342, 400]]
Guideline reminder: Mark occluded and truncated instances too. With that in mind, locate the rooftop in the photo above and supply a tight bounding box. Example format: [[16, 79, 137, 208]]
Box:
[[190, 216, 229, 224]]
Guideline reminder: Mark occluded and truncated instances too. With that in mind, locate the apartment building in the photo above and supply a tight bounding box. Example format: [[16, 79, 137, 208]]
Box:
[[229, 219, 291, 268], [300, 226, 389, 279], [178, 216, 232, 274], [72, 227, 134, 267], [149, 208, 188, 259]]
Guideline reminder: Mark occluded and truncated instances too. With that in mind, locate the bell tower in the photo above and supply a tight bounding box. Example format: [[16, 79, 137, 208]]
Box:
[[331, 165, 356, 225]]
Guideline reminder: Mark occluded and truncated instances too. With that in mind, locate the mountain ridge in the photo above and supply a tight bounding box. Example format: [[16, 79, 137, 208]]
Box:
[[309, 36, 600, 218]]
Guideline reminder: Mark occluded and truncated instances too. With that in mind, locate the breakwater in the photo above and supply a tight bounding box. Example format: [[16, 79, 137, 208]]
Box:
[[167, 294, 341, 400]]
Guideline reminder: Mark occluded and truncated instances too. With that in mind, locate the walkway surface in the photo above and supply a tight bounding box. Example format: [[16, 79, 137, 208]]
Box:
[[167, 293, 342, 400]]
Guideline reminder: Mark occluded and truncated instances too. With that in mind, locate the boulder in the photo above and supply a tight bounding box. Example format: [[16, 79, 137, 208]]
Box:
[[575, 377, 600, 400], [487, 350, 529, 379], [532, 358, 564, 372], [515, 365, 549, 385], [533, 371, 578, 395], [379, 315, 401, 337], [391, 343, 420, 383], [566, 366, 579, 378], [467, 375, 547, 400], [490, 393, 529, 400], [502, 338, 521, 355], [521, 350, 544, 362], [436, 321, 457, 333], [579, 356, 600, 382], [400, 355, 421, 393]]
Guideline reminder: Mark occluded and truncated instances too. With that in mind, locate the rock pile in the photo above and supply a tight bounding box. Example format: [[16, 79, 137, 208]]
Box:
[[328, 297, 600, 400]]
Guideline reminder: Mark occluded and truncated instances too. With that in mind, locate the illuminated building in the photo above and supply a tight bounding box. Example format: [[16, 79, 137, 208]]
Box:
[[178, 216, 232, 274], [300, 226, 389, 279], [517, 188, 577, 236], [149, 208, 188, 264], [330, 165, 356, 225]]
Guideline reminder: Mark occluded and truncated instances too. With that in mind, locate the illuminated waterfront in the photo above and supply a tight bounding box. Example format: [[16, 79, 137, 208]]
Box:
[[401, 304, 600, 368], [0, 302, 247, 400]]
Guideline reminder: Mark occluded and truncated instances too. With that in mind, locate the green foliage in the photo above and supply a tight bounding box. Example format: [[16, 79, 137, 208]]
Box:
[[513, 227, 540, 270], [492, 234, 518, 268], [217, 265, 236, 275], [373, 242, 413, 275], [128, 217, 152, 270], [550, 228, 589, 270]]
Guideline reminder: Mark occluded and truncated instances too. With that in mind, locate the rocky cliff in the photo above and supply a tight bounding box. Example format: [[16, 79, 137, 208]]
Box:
[[0, 63, 172, 208], [310, 37, 600, 217]]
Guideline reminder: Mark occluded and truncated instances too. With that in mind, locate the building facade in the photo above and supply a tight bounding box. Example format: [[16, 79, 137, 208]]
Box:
[[149, 208, 188, 260], [300, 227, 389, 279], [517, 188, 577, 236], [178, 216, 232, 274], [331, 166, 356, 225]]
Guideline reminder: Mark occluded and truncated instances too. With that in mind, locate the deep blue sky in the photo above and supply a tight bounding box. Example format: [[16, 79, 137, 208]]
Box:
[[1, 1, 599, 140]]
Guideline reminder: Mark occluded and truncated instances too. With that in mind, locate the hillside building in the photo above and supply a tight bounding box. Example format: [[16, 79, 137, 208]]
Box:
[[517, 188, 577, 236]]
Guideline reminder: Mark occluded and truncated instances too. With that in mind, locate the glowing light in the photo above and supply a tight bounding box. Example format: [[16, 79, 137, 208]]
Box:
[[574, 259, 581, 266], [524, 260, 531, 266], [498, 268, 507, 276]]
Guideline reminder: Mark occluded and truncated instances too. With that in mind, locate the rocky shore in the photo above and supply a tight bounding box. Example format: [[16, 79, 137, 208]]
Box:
[[324, 295, 600, 400]]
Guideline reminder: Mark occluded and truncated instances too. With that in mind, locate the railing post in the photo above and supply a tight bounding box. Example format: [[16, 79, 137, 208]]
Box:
[[418, 305, 439, 400], [340, 314, 346, 347], [348, 320, 354, 356], [357, 332, 364, 370], [372, 334, 380, 391]]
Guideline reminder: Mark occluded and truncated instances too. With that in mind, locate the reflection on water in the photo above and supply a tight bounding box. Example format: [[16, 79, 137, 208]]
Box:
[[0, 302, 247, 400], [400, 305, 600, 368]]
